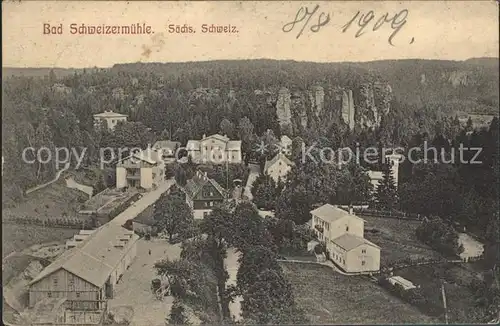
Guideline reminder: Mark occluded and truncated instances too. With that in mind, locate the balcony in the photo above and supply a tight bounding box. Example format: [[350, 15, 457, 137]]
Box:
[[126, 174, 141, 180]]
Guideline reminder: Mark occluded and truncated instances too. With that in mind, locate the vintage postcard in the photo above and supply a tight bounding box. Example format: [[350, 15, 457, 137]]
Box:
[[2, 1, 499, 325]]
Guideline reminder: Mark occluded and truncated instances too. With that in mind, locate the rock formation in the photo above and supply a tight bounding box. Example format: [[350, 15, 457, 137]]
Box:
[[357, 82, 392, 128], [276, 87, 292, 130], [309, 85, 325, 117]]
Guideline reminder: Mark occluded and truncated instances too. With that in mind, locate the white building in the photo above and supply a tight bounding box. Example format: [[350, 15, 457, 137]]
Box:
[[186, 134, 242, 164], [310, 204, 380, 273], [280, 135, 293, 155], [116, 148, 165, 190], [263, 152, 294, 183], [93, 111, 128, 130]]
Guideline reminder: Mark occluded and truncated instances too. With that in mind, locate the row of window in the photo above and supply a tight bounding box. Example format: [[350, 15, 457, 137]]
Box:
[[47, 292, 81, 298]]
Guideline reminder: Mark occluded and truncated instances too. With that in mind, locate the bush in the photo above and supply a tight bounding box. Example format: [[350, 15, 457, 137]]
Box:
[[416, 217, 463, 257], [314, 243, 326, 255]]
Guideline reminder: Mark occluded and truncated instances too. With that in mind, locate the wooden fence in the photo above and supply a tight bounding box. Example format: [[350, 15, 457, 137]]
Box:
[[354, 208, 425, 221]]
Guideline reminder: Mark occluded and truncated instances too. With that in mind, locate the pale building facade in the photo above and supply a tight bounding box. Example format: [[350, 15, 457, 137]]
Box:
[[310, 204, 380, 273], [279, 135, 293, 155], [186, 134, 242, 164], [264, 152, 294, 183], [116, 148, 165, 190], [93, 111, 128, 130]]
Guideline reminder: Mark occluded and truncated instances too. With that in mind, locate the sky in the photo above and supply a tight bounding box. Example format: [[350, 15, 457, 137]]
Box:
[[2, 1, 498, 68]]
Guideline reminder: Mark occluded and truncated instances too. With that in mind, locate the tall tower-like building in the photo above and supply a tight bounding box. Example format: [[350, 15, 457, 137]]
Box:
[[385, 153, 402, 188]]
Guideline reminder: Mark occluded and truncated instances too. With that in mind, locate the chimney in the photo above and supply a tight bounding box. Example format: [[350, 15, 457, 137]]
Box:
[[349, 206, 353, 215], [204, 171, 208, 180], [202, 134, 206, 139]]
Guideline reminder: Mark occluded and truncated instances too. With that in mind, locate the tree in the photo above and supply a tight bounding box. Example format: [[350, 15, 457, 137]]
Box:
[[220, 118, 235, 139], [251, 173, 278, 210], [232, 202, 276, 251], [241, 268, 296, 324], [168, 299, 191, 325], [334, 162, 373, 205], [237, 245, 281, 292], [373, 162, 399, 211], [238, 116, 255, 154], [276, 159, 338, 225], [200, 206, 235, 319], [415, 217, 464, 256], [153, 190, 194, 242]]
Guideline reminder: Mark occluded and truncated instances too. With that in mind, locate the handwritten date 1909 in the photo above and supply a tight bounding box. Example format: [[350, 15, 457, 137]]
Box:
[[282, 5, 414, 46]]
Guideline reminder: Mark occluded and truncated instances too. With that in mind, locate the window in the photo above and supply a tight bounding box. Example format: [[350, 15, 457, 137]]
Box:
[[112, 119, 116, 123], [69, 277, 75, 287], [342, 259, 345, 264], [76, 292, 81, 298], [346, 226, 349, 232], [361, 249, 366, 254], [209, 201, 214, 207], [279, 161, 282, 166], [361, 261, 366, 266], [53, 277, 58, 286], [219, 155, 222, 159], [48, 292, 52, 298], [203, 212, 209, 218]]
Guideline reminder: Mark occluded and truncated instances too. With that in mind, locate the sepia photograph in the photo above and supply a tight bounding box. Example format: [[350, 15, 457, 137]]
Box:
[[2, 1, 499, 325]]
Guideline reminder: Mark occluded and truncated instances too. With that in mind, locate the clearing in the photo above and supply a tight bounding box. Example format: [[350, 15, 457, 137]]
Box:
[[281, 262, 438, 324], [2, 178, 88, 222], [2, 224, 78, 259], [361, 216, 442, 265]]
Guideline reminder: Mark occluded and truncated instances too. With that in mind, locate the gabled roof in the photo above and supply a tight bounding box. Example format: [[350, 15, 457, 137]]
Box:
[[182, 172, 226, 200], [30, 224, 139, 288], [333, 234, 380, 251], [264, 152, 294, 172], [93, 111, 128, 118], [280, 135, 293, 144], [310, 204, 363, 224], [203, 134, 230, 142], [118, 148, 161, 165]]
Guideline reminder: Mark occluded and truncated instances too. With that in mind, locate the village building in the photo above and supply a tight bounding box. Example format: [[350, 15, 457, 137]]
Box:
[[279, 135, 293, 155], [93, 110, 128, 130], [180, 170, 227, 219], [153, 140, 181, 163], [186, 134, 242, 164], [28, 224, 139, 324], [263, 152, 294, 183], [116, 148, 165, 190], [388, 276, 417, 290], [310, 204, 380, 273]]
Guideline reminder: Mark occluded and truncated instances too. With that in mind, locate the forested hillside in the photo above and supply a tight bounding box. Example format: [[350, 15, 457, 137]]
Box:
[[2, 58, 498, 239]]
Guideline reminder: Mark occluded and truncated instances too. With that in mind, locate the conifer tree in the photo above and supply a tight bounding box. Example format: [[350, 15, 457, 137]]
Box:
[[373, 162, 399, 211]]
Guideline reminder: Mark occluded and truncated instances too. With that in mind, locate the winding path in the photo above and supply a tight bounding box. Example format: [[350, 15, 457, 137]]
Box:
[[25, 162, 70, 195], [65, 176, 93, 199]]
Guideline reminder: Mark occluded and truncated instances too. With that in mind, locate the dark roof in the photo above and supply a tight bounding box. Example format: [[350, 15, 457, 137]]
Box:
[[153, 140, 181, 150], [182, 172, 226, 200]]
